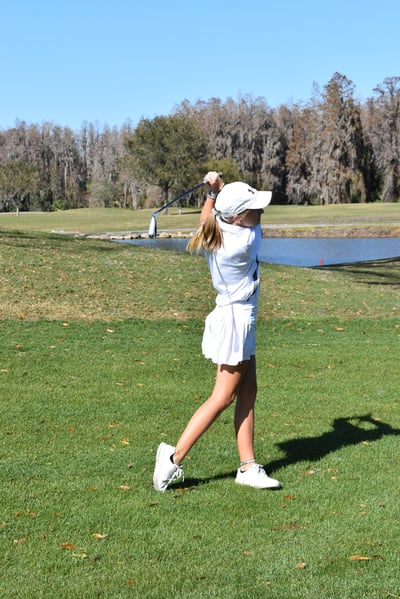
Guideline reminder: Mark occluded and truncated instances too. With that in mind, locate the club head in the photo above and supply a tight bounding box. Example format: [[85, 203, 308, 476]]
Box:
[[148, 214, 157, 238]]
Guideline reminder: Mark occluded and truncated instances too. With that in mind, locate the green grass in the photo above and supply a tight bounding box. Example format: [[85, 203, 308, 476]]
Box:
[[0, 203, 399, 235], [0, 229, 400, 598]]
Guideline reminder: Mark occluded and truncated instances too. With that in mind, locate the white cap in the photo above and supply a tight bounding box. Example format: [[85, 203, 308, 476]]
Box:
[[215, 182, 272, 218]]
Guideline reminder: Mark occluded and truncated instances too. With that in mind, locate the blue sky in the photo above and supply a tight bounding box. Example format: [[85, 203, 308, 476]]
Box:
[[1, 0, 399, 131]]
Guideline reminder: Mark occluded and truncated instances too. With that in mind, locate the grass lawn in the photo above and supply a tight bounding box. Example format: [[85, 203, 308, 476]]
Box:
[[0, 229, 399, 598], [0, 202, 399, 237]]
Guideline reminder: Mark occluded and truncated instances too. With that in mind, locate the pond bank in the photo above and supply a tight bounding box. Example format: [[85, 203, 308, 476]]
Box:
[[262, 224, 400, 238], [82, 224, 399, 241]]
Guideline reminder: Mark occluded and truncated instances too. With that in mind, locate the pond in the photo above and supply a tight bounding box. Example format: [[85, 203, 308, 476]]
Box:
[[115, 237, 400, 267]]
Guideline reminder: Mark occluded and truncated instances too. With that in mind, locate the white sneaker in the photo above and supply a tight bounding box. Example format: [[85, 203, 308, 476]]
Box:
[[235, 463, 280, 489], [153, 442, 184, 492]]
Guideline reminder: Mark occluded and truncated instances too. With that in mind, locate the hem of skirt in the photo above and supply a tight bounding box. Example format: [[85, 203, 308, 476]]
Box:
[[202, 352, 255, 366]]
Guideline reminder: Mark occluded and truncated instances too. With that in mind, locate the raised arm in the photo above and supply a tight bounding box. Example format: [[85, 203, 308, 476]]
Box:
[[200, 171, 224, 224]]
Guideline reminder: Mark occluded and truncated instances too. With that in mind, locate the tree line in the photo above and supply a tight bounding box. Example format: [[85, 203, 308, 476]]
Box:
[[0, 72, 399, 212]]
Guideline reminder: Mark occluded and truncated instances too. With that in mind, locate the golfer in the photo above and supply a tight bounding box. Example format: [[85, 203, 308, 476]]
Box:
[[153, 172, 280, 491]]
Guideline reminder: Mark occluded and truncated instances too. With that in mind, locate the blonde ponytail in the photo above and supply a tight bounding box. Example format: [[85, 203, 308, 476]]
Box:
[[187, 212, 223, 254]]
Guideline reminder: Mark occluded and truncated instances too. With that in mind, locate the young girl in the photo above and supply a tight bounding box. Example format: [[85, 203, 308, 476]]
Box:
[[153, 172, 280, 491]]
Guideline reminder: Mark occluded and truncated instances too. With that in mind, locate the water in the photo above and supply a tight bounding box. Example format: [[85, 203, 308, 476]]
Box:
[[115, 237, 399, 267]]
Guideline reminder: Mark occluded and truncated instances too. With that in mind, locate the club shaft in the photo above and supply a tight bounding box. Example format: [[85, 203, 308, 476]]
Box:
[[152, 181, 206, 216]]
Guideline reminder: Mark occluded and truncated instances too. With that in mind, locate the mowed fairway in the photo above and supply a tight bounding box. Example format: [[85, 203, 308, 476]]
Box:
[[0, 202, 399, 237], [0, 228, 399, 598]]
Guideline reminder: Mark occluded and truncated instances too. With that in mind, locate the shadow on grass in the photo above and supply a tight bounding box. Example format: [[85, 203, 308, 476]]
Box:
[[175, 414, 400, 489], [267, 413, 400, 474], [322, 257, 400, 287]]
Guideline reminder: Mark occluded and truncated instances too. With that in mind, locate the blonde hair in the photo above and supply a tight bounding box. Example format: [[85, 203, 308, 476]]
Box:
[[187, 212, 224, 254]]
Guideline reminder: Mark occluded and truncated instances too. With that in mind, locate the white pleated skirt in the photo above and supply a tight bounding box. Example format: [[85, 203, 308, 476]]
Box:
[[201, 301, 257, 366]]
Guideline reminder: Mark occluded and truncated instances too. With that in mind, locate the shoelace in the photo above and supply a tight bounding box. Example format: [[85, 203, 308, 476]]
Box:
[[244, 463, 265, 475], [170, 465, 184, 484]]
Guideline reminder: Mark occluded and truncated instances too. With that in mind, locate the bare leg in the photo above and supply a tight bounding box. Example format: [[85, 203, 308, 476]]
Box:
[[173, 361, 249, 464], [235, 355, 257, 469]]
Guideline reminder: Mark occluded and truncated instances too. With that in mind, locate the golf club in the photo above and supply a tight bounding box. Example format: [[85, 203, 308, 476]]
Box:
[[148, 180, 207, 238]]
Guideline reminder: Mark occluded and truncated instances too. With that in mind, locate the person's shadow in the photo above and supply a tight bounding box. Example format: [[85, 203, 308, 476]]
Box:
[[266, 413, 400, 474], [177, 414, 400, 489]]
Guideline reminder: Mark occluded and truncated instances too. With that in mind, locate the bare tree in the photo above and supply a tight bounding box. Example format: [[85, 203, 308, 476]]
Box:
[[364, 76, 400, 202], [285, 104, 318, 204], [315, 73, 367, 204]]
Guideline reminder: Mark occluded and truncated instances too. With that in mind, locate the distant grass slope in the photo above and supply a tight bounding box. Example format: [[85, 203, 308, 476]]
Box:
[[0, 203, 399, 236], [0, 230, 398, 321]]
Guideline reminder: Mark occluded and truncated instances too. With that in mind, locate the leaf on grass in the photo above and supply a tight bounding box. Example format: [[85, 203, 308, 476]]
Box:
[[92, 533, 107, 540], [296, 562, 306, 569], [128, 580, 136, 586], [349, 554, 372, 561], [27, 511, 37, 518], [60, 542, 77, 550], [335, 326, 345, 331], [119, 485, 130, 491], [300, 469, 315, 476], [243, 550, 254, 556], [121, 438, 129, 445], [13, 538, 26, 544], [72, 553, 88, 559], [0, 369, 10, 373], [174, 486, 191, 493]]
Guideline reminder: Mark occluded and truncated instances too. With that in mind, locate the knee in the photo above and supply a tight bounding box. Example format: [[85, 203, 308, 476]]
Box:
[[211, 391, 236, 411]]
